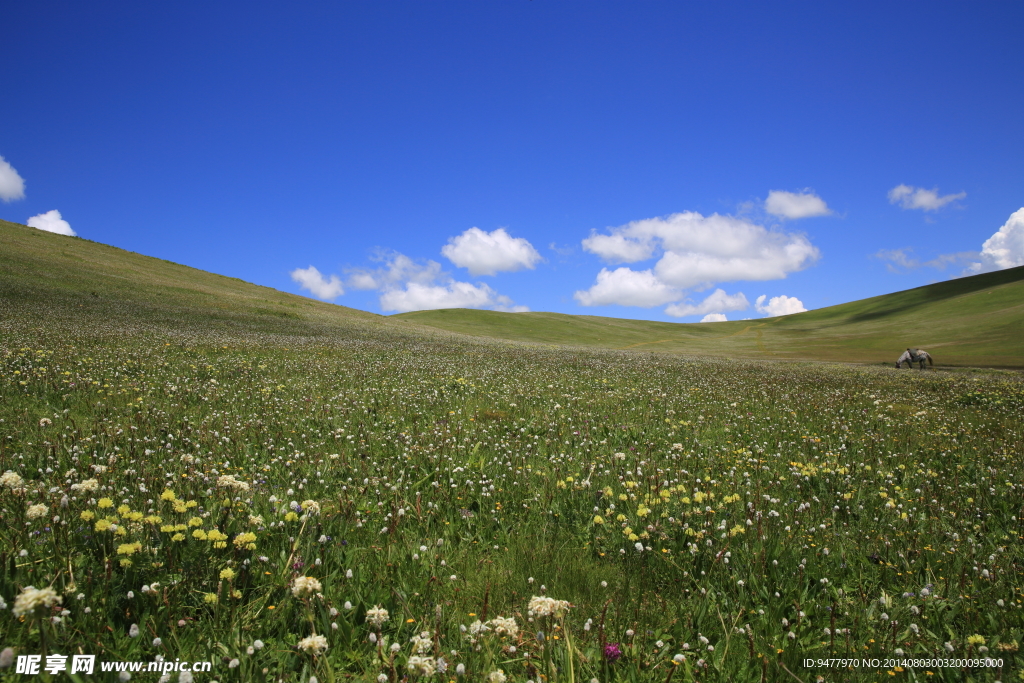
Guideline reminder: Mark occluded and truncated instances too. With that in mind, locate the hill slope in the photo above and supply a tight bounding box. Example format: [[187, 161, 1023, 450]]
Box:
[[0, 218, 393, 344], [3, 218, 1022, 367], [396, 267, 1024, 367]]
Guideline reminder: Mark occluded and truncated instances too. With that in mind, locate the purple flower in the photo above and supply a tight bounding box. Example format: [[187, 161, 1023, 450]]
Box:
[[604, 643, 623, 663]]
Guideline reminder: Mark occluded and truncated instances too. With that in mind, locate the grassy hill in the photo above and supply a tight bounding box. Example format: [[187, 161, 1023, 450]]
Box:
[[3, 217, 1023, 367], [397, 266, 1024, 368], [0, 218, 393, 344]]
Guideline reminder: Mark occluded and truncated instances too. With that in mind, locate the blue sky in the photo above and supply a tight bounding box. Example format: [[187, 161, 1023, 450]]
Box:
[[2, 2, 1022, 321]]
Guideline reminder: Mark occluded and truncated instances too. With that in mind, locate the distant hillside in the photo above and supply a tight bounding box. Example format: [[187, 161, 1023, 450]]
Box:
[[0, 219, 389, 344], [3, 218, 1021, 367], [396, 267, 1024, 368]]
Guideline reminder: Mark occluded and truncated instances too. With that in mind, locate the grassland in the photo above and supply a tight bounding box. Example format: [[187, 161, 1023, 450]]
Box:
[[396, 267, 1024, 369], [1, 219, 1023, 682]]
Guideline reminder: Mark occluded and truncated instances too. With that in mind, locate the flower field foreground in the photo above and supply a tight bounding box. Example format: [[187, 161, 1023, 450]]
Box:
[[1, 323, 1023, 682]]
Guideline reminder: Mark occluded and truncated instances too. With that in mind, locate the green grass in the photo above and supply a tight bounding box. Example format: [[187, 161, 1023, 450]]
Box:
[[396, 267, 1024, 368], [1, 219, 1023, 682]]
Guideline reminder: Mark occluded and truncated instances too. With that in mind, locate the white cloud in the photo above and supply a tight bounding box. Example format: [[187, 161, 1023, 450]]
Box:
[[290, 265, 344, 300], [573, 267, 680, 307], [0, 155, 26, 202], [347, 251, 442, 291], [967, 207, 1024, 273], [700, 313, 728, 323], [581, 212, 819, 292], [380, 281, 528, 313], [345, 249, 528, 313], [888, 184, 965, 211], [27, 210, 75, 236], [764, 190, 832, 219], [755, 294, 807, 316], [441, 227, 542, 276], [581, 231, 656, 264], [664, 289, 749, 318]]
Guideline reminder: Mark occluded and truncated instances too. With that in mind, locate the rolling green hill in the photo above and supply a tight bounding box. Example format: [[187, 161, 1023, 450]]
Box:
[[0, 218, 391, 344], [3, 217, 1022, 367], [396, 266, 1024, 368]]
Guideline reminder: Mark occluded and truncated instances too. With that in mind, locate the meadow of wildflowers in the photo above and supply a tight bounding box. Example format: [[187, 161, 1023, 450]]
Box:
[[1, 228, 1023, 681]]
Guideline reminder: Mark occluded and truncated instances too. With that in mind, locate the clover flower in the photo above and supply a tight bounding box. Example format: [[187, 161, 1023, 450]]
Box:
[[410, 631, 433, 654], [291, 576, 322, 598], [366, 605, 390, 628], [297, 634, 328, 654], [488, 616, 518, 638], [407, 656, 436, 676], [1, 470, 25, 491], [70, 478, 99, 493], [13, 585, 62, 617], [528, 596, 570, 618], [216, 474, 250, 491]]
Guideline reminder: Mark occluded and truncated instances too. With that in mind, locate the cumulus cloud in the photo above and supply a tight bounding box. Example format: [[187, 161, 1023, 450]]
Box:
[[755, 294, 807, 316], [290, 265, 344, 300], [580, 231, 656, 264], [380, 281, 507, 313], [441, 227, 542, 276], [888, 184, 965, 212], [764, 190, 832, 219], [347, 251, 442, 291], [580, 212, 819, 292], [27, 210, 75, 236], [967, 207, 1024, 273], [700, 313, 728, 323], [347, 249, 528, 313], [573, 267, 680, 307], [664, 289, 749, 318], [0, 155, 26, 202]]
